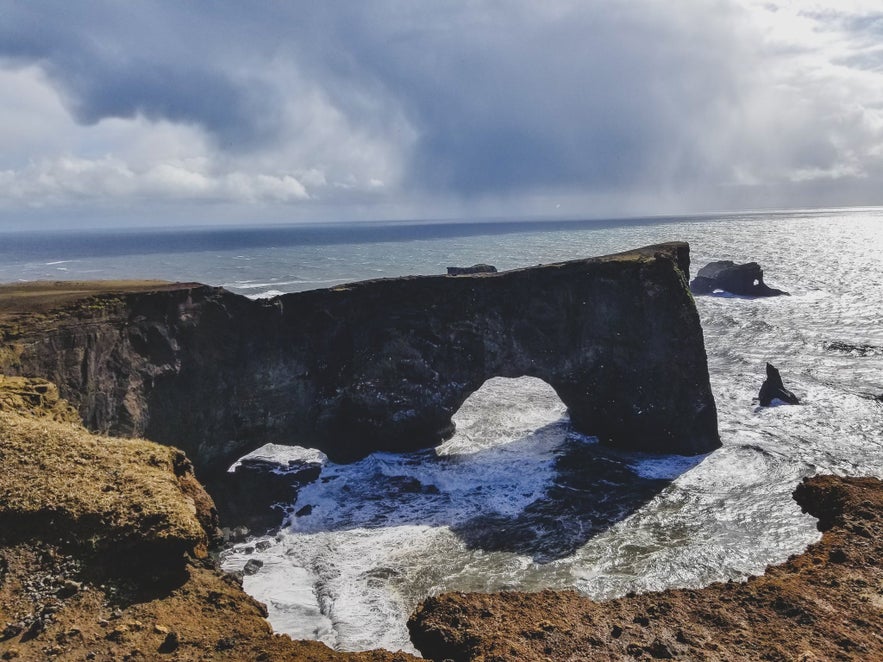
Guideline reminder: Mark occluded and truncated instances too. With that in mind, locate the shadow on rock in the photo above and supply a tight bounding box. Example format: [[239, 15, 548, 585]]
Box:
[[209, 460, 321, 539]]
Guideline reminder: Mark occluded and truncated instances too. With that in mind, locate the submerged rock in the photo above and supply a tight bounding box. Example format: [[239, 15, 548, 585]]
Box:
[[824, 340, 881, 357], [242, 559, 263, 576], [759, 363, 800, 406], [690, 260, 788, 297]]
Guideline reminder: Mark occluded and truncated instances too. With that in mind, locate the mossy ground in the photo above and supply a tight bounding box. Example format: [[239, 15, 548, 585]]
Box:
[[0, 281, 191, 321], [0, 378, 418, 661], [0, 376, 209, 556]]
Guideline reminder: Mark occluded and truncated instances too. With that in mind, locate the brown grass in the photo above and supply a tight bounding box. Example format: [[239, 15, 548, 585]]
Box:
[[0, 411, 208, 553], [0, 280, 199, 322], [0, 376, 208, 555], [0, 375, 419, 661]]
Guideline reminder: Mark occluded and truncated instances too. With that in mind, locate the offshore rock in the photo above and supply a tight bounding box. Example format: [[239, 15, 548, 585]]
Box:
[[0, 242, 719, 481], [215, 458, 322, 534], [759, 362, 800, 406], [446, 263, 497, 275], [690, 260, 788, 296]]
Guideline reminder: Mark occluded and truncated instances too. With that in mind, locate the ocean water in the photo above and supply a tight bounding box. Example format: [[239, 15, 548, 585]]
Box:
[[3, 209, 882, 653]]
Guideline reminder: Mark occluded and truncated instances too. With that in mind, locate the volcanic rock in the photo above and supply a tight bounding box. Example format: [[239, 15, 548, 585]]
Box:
[[213, 458, 321, 535], [242, 559, 263, 576], [690, 260, 788, 296], [446, 263, 497, 275], [0, 243, 719, 483], [759, 362, 800, 406]]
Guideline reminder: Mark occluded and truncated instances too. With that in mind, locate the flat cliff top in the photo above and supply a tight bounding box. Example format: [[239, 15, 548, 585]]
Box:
[[322, 241, 690, 294], [409, 474, 883, 661], [0, 242, 689, 318], [0, 280, 200, 321]]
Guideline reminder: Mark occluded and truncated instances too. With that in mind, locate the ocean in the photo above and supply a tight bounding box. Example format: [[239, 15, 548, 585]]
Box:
[[3, 208, 882, 653]]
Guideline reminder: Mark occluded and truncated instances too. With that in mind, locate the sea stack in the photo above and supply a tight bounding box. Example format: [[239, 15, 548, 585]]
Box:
[[759, 363, 800, 406], [690, 260, 788, 296]]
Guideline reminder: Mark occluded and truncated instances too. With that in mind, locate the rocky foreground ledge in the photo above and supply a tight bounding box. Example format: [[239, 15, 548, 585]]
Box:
[[1, 377, 881, 661], [409, 474, 883, 661], [0, 376, 417, 661]]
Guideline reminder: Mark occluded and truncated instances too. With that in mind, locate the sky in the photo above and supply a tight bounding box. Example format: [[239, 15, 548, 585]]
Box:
[[1, 0, 882, 229]]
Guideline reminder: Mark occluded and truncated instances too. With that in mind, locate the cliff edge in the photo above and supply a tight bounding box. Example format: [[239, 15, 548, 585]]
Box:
[[0, 376, 417, 661]]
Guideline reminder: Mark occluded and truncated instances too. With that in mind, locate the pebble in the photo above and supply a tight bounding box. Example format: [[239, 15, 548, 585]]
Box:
[[56, 579, 82, 598]]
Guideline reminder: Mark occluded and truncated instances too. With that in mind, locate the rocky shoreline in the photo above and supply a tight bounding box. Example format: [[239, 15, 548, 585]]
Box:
[[409, 474, 883, 660], [3, 379, 880, 660]]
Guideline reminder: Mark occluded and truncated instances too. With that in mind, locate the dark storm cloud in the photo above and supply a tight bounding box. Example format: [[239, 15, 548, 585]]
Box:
[[260, 3, 751, 195], [0, 0, 881, 220], [0, 1, 748, 193], [0, 1, 283, 148]]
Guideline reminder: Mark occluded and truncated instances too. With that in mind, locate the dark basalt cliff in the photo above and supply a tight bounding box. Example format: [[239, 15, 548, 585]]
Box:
[[0, 242, 719, 481]]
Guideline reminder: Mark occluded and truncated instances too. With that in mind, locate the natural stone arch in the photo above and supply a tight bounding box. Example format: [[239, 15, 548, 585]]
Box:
[[443, 375, 568, 450], [255, 242, 719, 466], [2, 242, 720, 482]]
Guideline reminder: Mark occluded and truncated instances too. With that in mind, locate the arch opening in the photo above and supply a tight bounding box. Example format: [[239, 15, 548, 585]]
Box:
[[438, 375, 569, 457]]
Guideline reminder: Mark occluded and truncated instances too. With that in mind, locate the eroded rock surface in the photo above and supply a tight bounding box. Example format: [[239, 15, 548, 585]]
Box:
[[0, 242, 718, 481], [408, 475, 883, 661]]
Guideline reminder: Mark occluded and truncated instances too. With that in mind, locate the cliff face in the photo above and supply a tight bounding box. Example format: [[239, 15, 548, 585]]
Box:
[[0, 242, 719, 480]]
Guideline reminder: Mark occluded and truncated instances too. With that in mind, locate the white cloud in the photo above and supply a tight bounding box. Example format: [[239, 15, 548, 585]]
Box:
[[0, 155, 314, 205], [0, 65, 387, 210]]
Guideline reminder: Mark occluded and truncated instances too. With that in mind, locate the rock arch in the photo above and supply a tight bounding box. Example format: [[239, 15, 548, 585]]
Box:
[[1, 242, 720, 480], [277, 242, 718, 465]]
